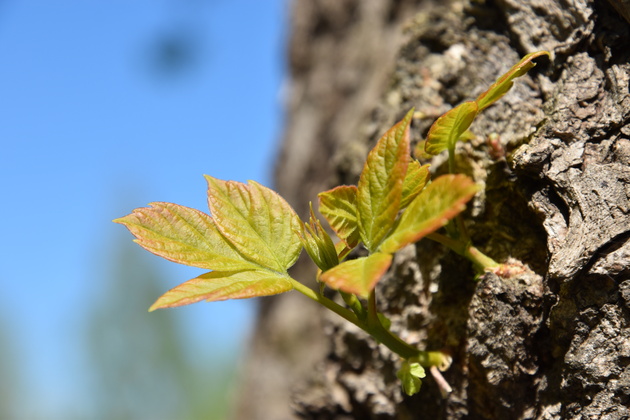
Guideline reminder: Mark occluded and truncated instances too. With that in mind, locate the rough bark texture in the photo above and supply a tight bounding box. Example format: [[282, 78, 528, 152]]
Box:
[[235, 0, 630, 419]]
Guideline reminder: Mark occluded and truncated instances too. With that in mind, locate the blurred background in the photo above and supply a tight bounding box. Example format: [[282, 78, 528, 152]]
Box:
[[0, 0, 287, 418]]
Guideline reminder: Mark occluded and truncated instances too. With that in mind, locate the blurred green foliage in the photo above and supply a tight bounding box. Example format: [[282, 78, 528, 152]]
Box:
[[84, 241, 236, 420]]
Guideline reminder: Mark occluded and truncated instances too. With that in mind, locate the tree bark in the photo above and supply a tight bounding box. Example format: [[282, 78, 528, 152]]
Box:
[[235, 1, 630, 419]]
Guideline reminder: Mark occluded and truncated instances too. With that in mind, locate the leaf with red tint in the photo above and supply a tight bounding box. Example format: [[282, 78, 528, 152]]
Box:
[[401, 160, 431, 209], [149, 270, 293, 310], [320, 252, 392, 298], [114, 202, 256, 271], [475, 51, 550, 112], [205, 176, 303, 272], [357, 109, 413, 251], [318, 185, 360, 249], [296, 204, 339, 272], [116, 176, 305, 309], [379, 174, 479, 254], [424, 101, 478, 156]]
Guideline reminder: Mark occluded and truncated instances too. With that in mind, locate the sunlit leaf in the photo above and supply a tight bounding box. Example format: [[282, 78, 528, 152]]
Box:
[[397, 361, 426, 396], [379, 174, 479, 254], [297, 204, 339, 272], [475, 50, 550, 112], [401, 160, 431, 209], [334, 240, 354, 262], [357, 109, 414, 251], [458, 129, 476, 142], [149, 269, 293, 310], [320, 252, 392, 298], [205, 176, 303, 272], [424, 101, 478, 156], [116, 176, 306, 309], [413, 140, 433, 160], [318, 185, 360, 249], [114, 202, 257, 271]]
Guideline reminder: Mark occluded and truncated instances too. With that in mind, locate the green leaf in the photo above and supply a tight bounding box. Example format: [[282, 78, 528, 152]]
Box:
[[413, 140, 433, 160], [397, 361, 426, 396], [114, 202, 258, 271], [400, 160, 431, 209], [116, 177, 306, 309], [297, 204, 340, 272], [320, 252, 392, 298], [475, 50, 550, 112], [379, 174, 479, 254], [149, 270, 293, 310], [318, 185, 360, 249], [424, 101, 478, 156], [205, 176, 303, 272], [458, 129, 476, 143], [357, 109, 414, 251]]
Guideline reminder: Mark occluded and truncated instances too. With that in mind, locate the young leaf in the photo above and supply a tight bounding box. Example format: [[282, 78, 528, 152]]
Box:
[[379, 174, 479, 254], [413, 140, 433, 160], [297, 204, 339, 272], [116, 178, 306, 310], [114, 202, 258, 271], [458, 129, 477, 143], [319, 252, 392, 298], [424, 101, 478, 156], [357, 109, 414, 251], [149, 269, 293, 310], [401, 160, 431, 209], [475, 50, 549, 112], [397, 361, 426, 396], [205, 176, 303, 272], [318, 185, 360, 249]]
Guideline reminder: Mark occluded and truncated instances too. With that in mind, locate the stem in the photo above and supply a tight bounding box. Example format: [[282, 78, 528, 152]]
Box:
[[465, 245, 500, 271], [426, 231, 464, 253], [365, 293, 418, 359], [291, 279, 363, 328], [416, 351, 452, 369], [448, 145, 456, 174], [430, 365, 453, 398], [340, 291, 366, 320], [426, 232, 499, 271], [366, 292, 447, 366], [291, 280, 450, 368]]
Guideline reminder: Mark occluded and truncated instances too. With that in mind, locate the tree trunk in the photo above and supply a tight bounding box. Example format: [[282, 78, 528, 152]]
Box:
[[235, 1, 630, 419]]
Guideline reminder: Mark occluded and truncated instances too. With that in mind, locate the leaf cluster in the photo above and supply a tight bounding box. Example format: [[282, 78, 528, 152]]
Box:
[[114, 51, 549, 396], [115, 109, 477, 307], [316, 109, 478, 297]]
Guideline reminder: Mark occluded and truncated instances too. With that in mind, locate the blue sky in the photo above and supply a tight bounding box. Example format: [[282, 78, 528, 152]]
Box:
[[0, 0, 287, 417]]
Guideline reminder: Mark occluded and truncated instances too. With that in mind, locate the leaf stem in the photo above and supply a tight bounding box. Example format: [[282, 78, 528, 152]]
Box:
[[430, 365, 453, 398], [447, 145, 456, 174], [426, 232, 499, 271], [292, 280, 449, 368], [290, 279, 363, 328], [465, 245, 500, 271], [340, 291, 366, 320], [366, 292, 448, 366]]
